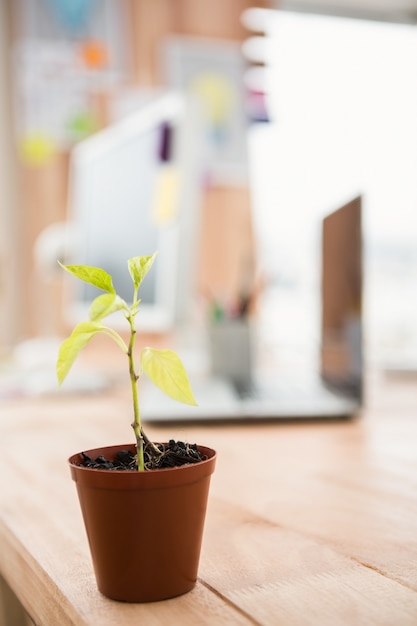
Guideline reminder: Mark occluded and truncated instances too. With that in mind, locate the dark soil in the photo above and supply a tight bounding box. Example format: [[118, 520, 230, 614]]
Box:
[[78, 440, 206, 471]]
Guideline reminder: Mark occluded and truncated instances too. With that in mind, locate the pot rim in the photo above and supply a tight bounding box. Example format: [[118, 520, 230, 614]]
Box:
[[68, 443, 216, 490], [68, 442, 216, 471]]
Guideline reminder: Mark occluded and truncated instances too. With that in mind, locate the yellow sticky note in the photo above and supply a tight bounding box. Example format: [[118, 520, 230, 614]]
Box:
[[20, 134, 55, 166], [190, 72, 234, 124], [151, 165, 181, 225]]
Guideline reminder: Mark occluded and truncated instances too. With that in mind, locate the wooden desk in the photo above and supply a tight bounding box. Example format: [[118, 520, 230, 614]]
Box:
[[1, 372, 417, 625]]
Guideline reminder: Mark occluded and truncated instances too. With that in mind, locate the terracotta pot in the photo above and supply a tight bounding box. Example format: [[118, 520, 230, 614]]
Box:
[[69, 443, 216, 602]]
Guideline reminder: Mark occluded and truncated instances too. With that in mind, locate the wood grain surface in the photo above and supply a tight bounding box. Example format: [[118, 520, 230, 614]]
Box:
[[1, 371, 416, 625]]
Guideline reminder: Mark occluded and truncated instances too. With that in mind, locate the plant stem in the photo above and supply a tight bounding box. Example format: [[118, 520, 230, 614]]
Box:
[[127, 313, 144, 471], [127, 283, 162, 469]]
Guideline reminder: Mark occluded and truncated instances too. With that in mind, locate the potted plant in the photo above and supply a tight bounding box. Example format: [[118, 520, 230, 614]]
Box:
[[57, 252, 216, 603]]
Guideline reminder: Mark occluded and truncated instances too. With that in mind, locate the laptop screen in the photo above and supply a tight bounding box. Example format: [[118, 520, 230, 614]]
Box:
[[320, 196, 363, 402]]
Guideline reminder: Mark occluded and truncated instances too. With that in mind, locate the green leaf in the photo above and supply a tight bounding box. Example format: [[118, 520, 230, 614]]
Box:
[[58, 262, 115, 294], [89, 293, 128, 321], [141, 348, 197, 406], [57, 322, 127, 385], [128, 252, 157, 290]]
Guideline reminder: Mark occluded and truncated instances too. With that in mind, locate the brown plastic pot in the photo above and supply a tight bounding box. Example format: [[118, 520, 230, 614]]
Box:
[[69, 443, 216, 602]]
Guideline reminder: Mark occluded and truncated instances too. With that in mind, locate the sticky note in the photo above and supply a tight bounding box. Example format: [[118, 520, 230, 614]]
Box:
[[20, 133, 55, 166], [151, 165, 181, 225]]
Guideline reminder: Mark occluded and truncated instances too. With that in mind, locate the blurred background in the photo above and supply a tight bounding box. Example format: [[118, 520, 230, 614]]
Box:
[[1, 0, 417, 392]]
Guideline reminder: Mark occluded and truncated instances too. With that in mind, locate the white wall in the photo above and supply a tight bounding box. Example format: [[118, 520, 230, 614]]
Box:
[[248, 11, 417, 367]]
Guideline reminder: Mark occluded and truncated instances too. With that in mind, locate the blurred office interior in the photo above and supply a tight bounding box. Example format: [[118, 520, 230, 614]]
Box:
[[1, 0, 417, 391]]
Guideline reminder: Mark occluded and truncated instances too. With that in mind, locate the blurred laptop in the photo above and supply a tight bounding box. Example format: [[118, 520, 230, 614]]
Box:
[[143, 196, 363, 422]]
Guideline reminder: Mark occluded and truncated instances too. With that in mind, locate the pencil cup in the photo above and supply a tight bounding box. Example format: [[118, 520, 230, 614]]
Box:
[[208, 319, 253, 394]]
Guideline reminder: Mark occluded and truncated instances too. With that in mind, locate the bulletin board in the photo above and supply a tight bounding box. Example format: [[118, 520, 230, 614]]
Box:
[[162, 36, 249, 186], [13, 0, 130, 165]]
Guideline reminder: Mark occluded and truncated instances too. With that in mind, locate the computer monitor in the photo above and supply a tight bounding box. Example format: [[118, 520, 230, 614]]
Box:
[[64, 91, 203, 332]]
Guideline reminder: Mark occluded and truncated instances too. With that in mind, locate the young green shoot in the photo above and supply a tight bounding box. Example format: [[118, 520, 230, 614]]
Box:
[[56, 252, 197, 471]]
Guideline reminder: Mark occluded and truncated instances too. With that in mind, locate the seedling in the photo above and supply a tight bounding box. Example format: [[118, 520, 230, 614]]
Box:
[[56, 252, 197, 471]]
